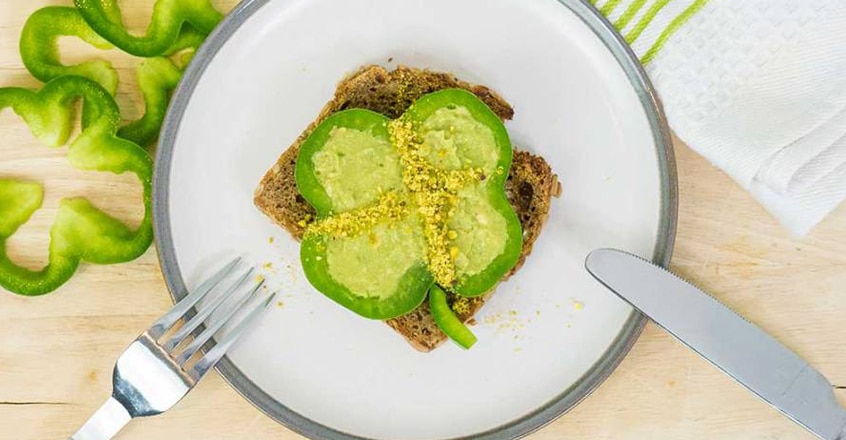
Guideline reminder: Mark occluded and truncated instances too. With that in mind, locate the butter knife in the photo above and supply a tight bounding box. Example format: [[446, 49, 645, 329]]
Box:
[[585, 248, 846, 440]]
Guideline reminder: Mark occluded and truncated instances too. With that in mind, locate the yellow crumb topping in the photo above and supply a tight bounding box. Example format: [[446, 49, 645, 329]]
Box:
[[304, 191, 409, 239], [303, 116, 487, 290], [450, 295, 472, 316], [573, 301, 584, 310], [389, 119, 484, 287]]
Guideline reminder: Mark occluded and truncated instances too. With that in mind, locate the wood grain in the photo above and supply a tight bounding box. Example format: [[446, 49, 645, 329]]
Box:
[[1, 1, 844, 439]]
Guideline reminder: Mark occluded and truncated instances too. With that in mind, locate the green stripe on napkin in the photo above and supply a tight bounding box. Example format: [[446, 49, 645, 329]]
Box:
[[640, 0, 709, 63], [591, 0, 711, 64]]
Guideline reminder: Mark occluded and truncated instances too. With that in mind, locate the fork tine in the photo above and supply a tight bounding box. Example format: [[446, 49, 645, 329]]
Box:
[[175, 279, 264, 365], [162, 267, 254, 352], [188, 292, 277, 381], [148, 257, 241, 339]]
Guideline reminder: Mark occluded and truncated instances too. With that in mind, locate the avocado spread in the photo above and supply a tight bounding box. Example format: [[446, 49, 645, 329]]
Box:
[[295, 88, 522, 320], [312, 126, 403, 212]]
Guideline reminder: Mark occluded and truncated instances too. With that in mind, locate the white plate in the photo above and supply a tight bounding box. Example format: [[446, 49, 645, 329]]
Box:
[[155, 0, 676, 438]]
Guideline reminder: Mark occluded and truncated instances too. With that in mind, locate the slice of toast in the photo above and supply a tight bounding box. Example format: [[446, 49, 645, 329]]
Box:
[[254, 65, 560, 351]]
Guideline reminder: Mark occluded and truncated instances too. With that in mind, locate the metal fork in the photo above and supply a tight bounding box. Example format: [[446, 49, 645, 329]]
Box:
[[69, 258, 275, 440]]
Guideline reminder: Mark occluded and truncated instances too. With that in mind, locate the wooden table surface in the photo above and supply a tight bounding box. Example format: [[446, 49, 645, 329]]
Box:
[[1, 1, 845, 439]]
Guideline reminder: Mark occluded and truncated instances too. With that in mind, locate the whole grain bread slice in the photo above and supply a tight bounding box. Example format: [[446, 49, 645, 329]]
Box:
[[254, 65, 560, 351]]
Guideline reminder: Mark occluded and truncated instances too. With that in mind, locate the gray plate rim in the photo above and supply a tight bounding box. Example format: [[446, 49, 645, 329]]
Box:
[[153, 0, 678, 438]]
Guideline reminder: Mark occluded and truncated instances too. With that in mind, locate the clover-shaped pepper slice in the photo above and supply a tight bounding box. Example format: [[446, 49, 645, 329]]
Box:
[[296, 89, 522, 320], [0, 76, 153, 296]]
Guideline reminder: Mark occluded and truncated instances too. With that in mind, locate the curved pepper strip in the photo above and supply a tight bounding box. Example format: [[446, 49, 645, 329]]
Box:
[[86, 0, 209, 56], [164, 25, 206, 58], [0, 76, 153, 296], [20, 6, 118, 94], [74, 0, 224, 57], [429, 285, 477, 349], [116, 57, 183, 147], [19, 6, 188, 148]]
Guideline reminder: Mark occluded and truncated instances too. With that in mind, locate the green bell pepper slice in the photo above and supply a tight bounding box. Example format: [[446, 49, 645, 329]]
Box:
[[20, 6, 118, 94], [19, 6, 188, 149], [429, 285, 477, 349], [295, 89, 522, 324], [116, 57, 183, 147], [73, 0, 224, 57], [298, 110, 433, 319], [400, 89, 523, 297], [0, 76, 153, 296]]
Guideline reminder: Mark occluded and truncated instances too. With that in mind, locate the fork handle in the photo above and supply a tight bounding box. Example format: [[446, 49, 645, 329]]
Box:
[[69, 397, 132, 440]]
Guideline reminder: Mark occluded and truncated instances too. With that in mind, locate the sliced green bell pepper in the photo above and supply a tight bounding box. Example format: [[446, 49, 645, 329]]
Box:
[[298, 110, 433, 319], [19, 6, 188, 149], [20, 6, 118, 94], [429, 285, 477, 349], [73, 0, 224, 57], [295, 89, 522, 324], [398, 89, 523, 297], [116, 57, 183, 147], [0, 76, 153, 296]]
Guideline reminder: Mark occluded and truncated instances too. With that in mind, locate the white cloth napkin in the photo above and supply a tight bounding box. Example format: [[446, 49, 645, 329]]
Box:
[[594, 0, 846, 236]]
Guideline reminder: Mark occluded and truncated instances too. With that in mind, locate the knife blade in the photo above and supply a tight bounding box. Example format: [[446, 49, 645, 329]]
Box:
[[585, 248, 846, 440]]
